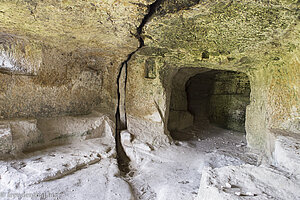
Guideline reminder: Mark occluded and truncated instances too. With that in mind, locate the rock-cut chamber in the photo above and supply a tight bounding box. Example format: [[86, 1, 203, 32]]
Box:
[[167, 69, 251, 139]]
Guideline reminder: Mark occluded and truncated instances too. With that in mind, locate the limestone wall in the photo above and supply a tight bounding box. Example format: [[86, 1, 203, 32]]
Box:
[[0, 0, 154, 118], [0, 0, 298, 157], [126, 0, 300, 155], [246, 49, 300, 154], [0, 40, 106, 118], [209, 72, 250, 132]]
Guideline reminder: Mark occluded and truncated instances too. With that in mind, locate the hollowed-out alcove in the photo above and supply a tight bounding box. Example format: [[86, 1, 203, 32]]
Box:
[[167, 68, 251, 140]]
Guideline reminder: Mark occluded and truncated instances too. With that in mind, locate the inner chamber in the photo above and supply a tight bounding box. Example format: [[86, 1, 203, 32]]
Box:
[[167, 69, 251, 140]]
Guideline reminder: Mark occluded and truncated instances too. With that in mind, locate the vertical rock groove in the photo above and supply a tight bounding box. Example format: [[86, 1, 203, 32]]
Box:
[[115, 0, 164, 173]]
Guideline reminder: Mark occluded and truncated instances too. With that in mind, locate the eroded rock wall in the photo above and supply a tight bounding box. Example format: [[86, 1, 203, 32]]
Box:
[[246, 48, 300, 153], [0, 40, 106, 118], [209, 71, 250, 132], [0, 0, 298, 157], [0, 0, 158, 157], [126, 0, 300, 153], [0, 0, 154, 119]]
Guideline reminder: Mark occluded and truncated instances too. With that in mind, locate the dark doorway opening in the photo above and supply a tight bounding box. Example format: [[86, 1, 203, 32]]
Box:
[[168, 69, 250, 140]]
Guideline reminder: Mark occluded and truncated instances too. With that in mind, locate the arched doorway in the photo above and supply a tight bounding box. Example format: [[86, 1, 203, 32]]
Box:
[[167, 69, 250, 140]]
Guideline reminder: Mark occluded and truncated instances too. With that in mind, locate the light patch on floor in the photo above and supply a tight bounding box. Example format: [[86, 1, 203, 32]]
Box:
[[122, 125, 259, 200], [0, 137, 133, 200]]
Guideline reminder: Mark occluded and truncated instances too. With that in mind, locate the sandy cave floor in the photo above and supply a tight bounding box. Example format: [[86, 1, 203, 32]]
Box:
[[122, 124, 259, 200], [0, 125, 262, 200]]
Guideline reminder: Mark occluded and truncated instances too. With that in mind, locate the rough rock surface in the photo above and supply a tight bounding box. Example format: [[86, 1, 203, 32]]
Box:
[[0, 125, 12, 154], [36, 111, 115, 146], [0, 111, 114, 156], [126, 0, 300, 152], [274, 135, 300, 175], [0, 138, 133, 200], [0, 0, 299, 199], [0, 0, 154, 118], [197, 164, 300, 200], [0, 120, 41, 156], [121, 124, 259, 200], [0, 113, 127, 200]]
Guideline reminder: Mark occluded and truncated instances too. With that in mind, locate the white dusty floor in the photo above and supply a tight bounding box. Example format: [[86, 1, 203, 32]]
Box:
[[0, 124, 299, 200], [0, 137, 134, 200], [122, 124, 259, 200]]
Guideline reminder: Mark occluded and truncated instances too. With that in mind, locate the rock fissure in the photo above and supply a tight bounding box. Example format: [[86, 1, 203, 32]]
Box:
[[0, 0, 298, 199], [136, 0, 164, 47], [115, 0, 164, 174]]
